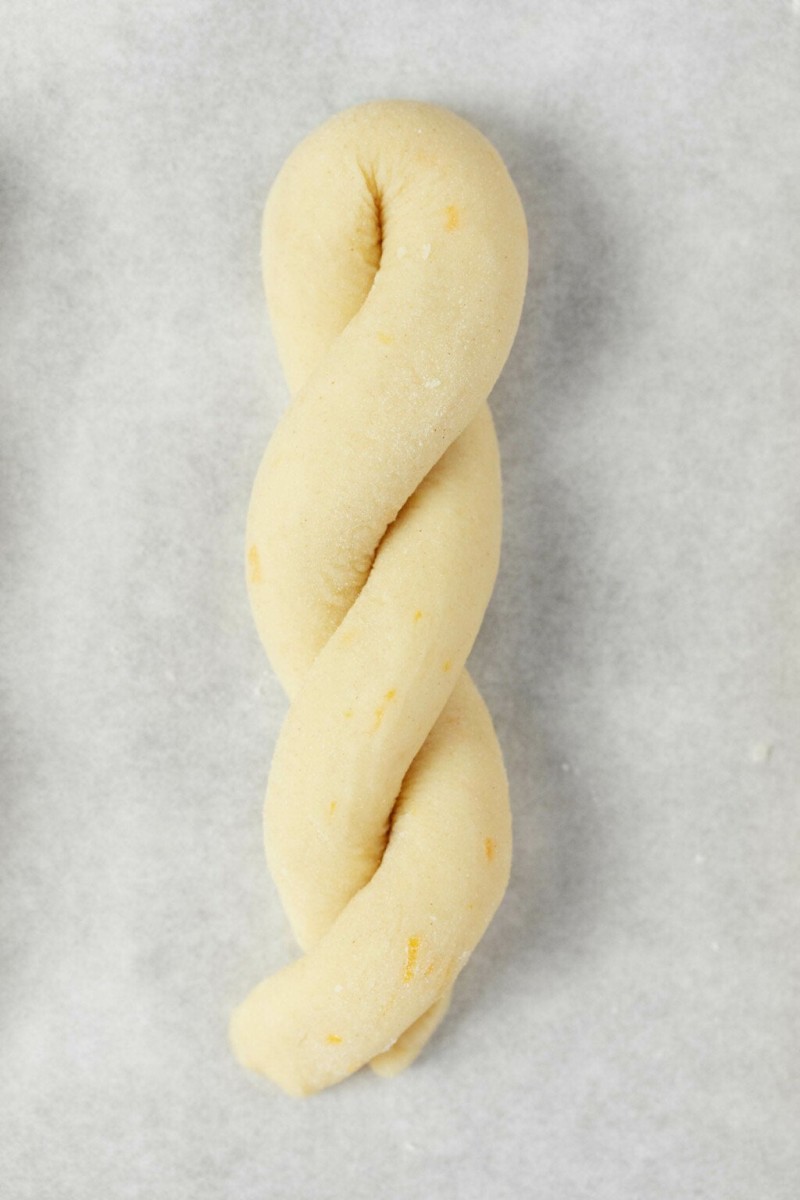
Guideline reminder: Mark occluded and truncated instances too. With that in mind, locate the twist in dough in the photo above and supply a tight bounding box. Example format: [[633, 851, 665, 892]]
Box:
[[230, 100, 528, 1096]]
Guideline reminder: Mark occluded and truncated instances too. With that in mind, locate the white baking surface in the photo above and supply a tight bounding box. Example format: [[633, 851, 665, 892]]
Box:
[[1, 2, 798, 1197]]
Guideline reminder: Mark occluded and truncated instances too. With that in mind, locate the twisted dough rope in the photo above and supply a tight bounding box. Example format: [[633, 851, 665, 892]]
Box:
[[231, 101, 528, 1096]]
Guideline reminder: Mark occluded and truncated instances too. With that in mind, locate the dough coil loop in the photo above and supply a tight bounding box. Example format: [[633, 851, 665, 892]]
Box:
[[231, 101, 528, 1095]]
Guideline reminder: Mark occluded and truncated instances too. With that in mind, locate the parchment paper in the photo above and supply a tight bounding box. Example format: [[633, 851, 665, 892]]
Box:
[[1, 2, 798, 1197]]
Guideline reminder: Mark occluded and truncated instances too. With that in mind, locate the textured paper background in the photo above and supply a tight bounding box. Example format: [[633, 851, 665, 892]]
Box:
[[1, 2, 798, 1197]]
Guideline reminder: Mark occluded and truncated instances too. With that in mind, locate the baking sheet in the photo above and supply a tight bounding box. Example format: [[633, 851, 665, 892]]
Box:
[[1, 1, 798, 1196]]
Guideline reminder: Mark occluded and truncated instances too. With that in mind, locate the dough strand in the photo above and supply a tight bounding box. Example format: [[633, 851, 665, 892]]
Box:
[[231, 101, 528, 1096]]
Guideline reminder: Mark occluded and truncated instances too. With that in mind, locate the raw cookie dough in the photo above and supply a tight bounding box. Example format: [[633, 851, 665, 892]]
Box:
[[231, 100, 528, 1096]]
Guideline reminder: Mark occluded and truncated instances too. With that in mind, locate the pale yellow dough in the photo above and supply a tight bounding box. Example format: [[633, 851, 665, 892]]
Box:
[[230, 101, 528, 1096]]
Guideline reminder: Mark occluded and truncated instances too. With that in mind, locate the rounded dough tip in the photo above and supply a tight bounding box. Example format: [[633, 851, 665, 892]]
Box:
[[369, 1054, 408, 1079], [229, 1009, 310, 1098]]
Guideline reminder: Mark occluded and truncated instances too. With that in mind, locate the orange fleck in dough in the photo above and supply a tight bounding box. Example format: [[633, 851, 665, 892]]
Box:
[[442, 660, 452, 673], [444, 204, 460, 231], [403, 936, 421, 983], [484, 837, 496, 862], [377, 331, 394, 345], [373, 691, 396, 730], [247, 544, 262, 583], [413, 610, 424, 622], [326, 1033, 342, 1045]]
